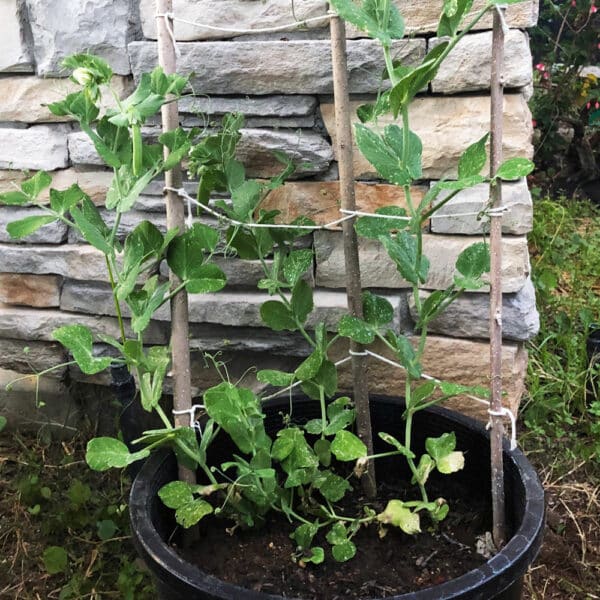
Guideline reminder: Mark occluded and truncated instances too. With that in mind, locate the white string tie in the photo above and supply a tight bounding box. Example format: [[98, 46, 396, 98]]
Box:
[[160, 13, 332, 36], [486, 205, 510, 218], [185, 194, 193, 229], [155, 12, 181, 57], [340, 208, 411, 222], [487, 407, 517, 450], [172, 404, 206, 428], [348, 349, 369, 356]]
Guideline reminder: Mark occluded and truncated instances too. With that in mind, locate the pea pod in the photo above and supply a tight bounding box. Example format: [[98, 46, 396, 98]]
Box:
[[132, 124, 143, 176]]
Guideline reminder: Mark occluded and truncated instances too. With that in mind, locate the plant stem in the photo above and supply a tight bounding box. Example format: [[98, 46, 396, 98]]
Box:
[[105, 256, 127, 344]]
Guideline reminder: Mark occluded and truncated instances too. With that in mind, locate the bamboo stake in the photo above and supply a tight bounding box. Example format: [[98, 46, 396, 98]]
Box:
[[330, 14, 376, 498], [489, 6, 507, 549], [156, 1, 196, 490]]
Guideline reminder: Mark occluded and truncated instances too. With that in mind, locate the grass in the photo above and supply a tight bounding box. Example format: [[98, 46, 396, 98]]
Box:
[[522, 195, 600, 599], [0, 431, 155, 599]]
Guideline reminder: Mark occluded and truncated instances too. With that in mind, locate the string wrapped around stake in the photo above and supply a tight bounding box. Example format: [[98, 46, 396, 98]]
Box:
[[155, 12, 180, 57], [172, 404, 206, 436]]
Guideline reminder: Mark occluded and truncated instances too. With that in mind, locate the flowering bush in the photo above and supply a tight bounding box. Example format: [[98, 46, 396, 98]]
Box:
[[529, 0, 600, 199]]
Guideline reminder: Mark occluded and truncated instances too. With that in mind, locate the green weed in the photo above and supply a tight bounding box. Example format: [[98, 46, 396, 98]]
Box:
[[523, 197, 600, 458]]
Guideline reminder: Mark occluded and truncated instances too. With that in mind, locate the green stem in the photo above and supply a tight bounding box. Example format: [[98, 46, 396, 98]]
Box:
[[319, 386, 327, 439], [105, 256, 127, 344]]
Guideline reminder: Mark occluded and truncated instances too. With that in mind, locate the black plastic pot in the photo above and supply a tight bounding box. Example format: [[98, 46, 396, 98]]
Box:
[[129, 396, 545, 600]]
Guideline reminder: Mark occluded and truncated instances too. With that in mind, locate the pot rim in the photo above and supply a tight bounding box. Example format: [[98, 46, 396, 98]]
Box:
[[129, 396, 545, 600]]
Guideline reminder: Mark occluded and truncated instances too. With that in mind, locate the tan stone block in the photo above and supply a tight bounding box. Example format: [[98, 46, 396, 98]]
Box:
[[0, 169, 113, 206], [334, 336, 526, 422], [347, 0, 538, 36], [0, 273, 62, 307], [261, 181, 427, 228], [315, 232, 531, 293], [321, 95, 533, 180], [0, 75, 133, 123]]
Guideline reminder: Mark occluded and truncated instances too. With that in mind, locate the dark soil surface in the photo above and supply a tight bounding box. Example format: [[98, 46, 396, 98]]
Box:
[[181, 479, 490, 599]]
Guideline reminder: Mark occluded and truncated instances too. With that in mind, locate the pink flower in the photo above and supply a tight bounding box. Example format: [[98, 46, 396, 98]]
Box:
[[591, 5, 598, 13], [571, 0, 576, 6], [535, 63, 546, 72], [532, 119, 537, 128]]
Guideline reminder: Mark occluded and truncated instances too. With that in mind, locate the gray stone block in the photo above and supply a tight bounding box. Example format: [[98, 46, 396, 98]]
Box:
[[410, 278, 540, 341], [0, 0, 34, 73], [128, 39, 426, 95], [431, 30, 532, 94], [315, 231, 531, 293], [25, 0, 138, 76], [430, 179, 533, 235], [0, 125, 69, 170], [0, 206, 68, 243]]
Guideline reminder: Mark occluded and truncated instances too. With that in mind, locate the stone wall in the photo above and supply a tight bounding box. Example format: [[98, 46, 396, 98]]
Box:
[[0, 0, 539, 429]]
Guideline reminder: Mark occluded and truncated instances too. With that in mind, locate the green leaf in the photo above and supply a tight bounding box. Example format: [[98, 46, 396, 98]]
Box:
[[21, 171, 52, 200], [231, 179, 262, 221], [63, 54, 113, 86], [316, 471, 351, 502], [454, 242, 490, 290], [158, 480, 194, 509], [329, 0, 404, 44], [314, 438, 331, 467], [0, 416, 6, 432], [355, 205, 408, 239], [337, 315, 375, 344], [70, 198, 112, 254], [186, 264, 227, 294], [295, 349, 324, 382], [260, 300, 296, 331], [0, 190, 29, 205], [6, 215, 56, 239], [458, 133, 489, 179], [304, 419, 324, 435], [256, 369, 295, 387], [43, 546, 68, 575], [413, 381, 436, 405], [68, 479, 91, 506], [304, 547, 325, 565], [290, 522, 318, 551], [495, 157, 535, 181], [175, 499, 214, 528], [97, 519, 118, 540], [52, 325, 112, 374], [331, 430, 367, 461], [85, 437, 149, 471], [437, 0, 474, 37], [332, 540, 357, 562], [283, 249, 314, 286], [425, 432, 456, 462], [362, 291, 394, 326], [387, 332, 421, 379], [50, 184, 87, 215], [384, 125, 423, 180], [167, 224, 216, 282], [377, 500, 421, 534], [380, 230, 429, 285], [290, 279, 313, 324], [378, 432, 415, 458]]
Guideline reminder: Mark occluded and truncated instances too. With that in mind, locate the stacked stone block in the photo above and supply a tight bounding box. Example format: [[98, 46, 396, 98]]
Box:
[[0, 0, 539, 428]]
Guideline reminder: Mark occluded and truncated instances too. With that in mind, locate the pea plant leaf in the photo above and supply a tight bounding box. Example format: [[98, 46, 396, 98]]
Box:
[[256, 369, 295, 387], [377, 499, 421, 534], [495, 157, 535, 181], [437, 0, 474, 37], [331, 430, 367, 461], [290, 279, 314, 324], [337, 315, 375, 344], [260, 300, 297, 331], [186, 264, 227, 294], [362, 291, 394, 327], [6, 215, 56, 239], [458, 133, 489, 179], [454, 241, 490, 290], [86, 437, 149, 471], [283, 249, 314, 287], [329, 0, 404, 44], [21, 171, 52, 200], [52, 324, 113, 374], [158, 481, 214, 528], [70, 198, 112, 254], [355, 205, 408, 239], [380, 230, 429, 285]]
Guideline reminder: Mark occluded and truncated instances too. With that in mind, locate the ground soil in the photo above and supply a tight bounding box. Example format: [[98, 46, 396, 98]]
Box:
[[181, 478, 490, 599]]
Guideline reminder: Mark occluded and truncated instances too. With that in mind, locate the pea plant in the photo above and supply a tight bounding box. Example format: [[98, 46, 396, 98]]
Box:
[[1, 0, 535, 569]]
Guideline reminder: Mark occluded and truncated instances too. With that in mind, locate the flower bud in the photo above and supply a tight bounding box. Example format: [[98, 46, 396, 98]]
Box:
[[72, 67, 94, 86]]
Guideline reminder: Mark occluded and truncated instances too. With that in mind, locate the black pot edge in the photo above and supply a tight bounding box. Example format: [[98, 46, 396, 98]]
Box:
[[129, 397, 545, 600]]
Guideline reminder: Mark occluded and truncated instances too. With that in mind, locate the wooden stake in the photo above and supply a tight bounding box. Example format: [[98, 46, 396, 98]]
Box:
[[330, 14, 376, 498], [156, 1, 196, 489], [489, 6, 507, 549]]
